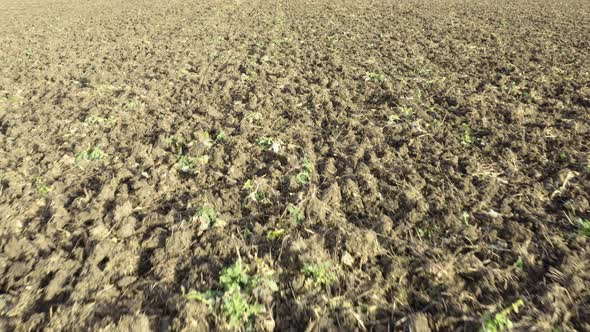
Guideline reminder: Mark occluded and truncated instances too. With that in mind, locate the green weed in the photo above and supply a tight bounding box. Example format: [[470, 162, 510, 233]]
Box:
[[578, 218, 590, 237], [177, 155, 209, 174], [287, 204, 304, 224], [480, 299, 524, 332], [462, 211, 470, 226], [215, 131, 227, 143], [167, 135, 187, 155], [185, 289, 222, 311], [186, 260, 277, 329], [273, 37, 290, 46], [256, 137, 273, 149], [256, 137, 280, 152], [462, 124, 474, 145], [295, 159, 313, 184], [195, 130, 213, 149], [398, 106, 414, 118], [266, 228, 285, 240], [514, 257, 524, 269], [75, 77, 91, 88], [243, 179, 272, 206], [38, 185, 51, 196], [302, 262, 336, 287], [364, 72, 386, 83], [0, 94, 23, 105], [194, 206, 224, 232], [222, 289, 264, 329], [124, 100, 142, 110], [75, 147, 105, 163], [84, 116, 115, 126]]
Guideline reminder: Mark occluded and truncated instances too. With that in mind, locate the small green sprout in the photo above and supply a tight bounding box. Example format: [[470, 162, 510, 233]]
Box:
[[242, 179, 254, 191], [194, 206, 224, 232], [266, 228, 285, 240], [242, 179, 272, 206], [364, 72, 386, 83], [302, 262, 336, 287], [38, 185, 51, 196], [184, 289, 221, 310], [273, 37, 290, 45], [75, 147, 106, 163], [256, 137, 273, 148], [220, 260, 251, 291], [462, 124, 474, 145], [295, 159, 313, 184], [578, 218, 590, 237], [287, 204, 304, 224], [559, 152, 567, 161], [177, 155, 209, 174], [124, 100, 141, 110], [167, 135, 187, 155], [186, 260, 276, 329], [480, 299, 524, 332], [256, 137, 274, 150], [514, 257, 524, 269], [462, 211, 470, 225], [215, 131, 227, 143], [398, 106, 414, 118], [222, 289, 264, 329], [84, 116, 114, 126]]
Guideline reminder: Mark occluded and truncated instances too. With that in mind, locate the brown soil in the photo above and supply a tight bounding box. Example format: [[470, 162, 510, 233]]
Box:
[[1, 0, 589, 330]]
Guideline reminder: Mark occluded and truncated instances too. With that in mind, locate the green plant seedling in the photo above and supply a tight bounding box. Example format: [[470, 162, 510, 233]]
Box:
[[387, 114, 401, 124], [480, 299, 524, 332], [364, 72, 386, 83], [398, 106, 414, 118], [222, 289, 264, 329], [256, 137, 273, 149], [177, 155, 209, 174], [167, 135, 183, 154], [38, 185, 51, 196], [245, 112, 263, 124], [273, 37, 290, 46], [215, 131, 227, 143], [194, 206, 225, 232], [185, 259, 277, 329], [514, 257, 524, 269], [578, 218, 590, 237], [243, 179, 272, 207], [295, 159, 313, 184], [462, 124, 474, 145], [287, 204, 304, 224], [302, 262, 336, 287], [462, 211, 470, 225], [75, 147, 106, 163], [266, 228, 285, 240], [256, 137, 280, 152], [84, 115, 115, 126], [184, 289, 221, 310], [220, 260, 251, 291], [124, 100, 141, 110]]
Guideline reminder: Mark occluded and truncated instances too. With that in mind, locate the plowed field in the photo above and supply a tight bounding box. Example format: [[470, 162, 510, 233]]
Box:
[[1, 0, 589, 330]]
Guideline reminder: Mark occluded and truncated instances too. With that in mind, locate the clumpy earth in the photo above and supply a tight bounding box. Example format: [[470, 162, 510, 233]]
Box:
[[1, 0, 589, 330]]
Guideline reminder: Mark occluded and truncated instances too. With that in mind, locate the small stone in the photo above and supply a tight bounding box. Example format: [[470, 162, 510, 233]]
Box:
[[341, 251, 355, 267]]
